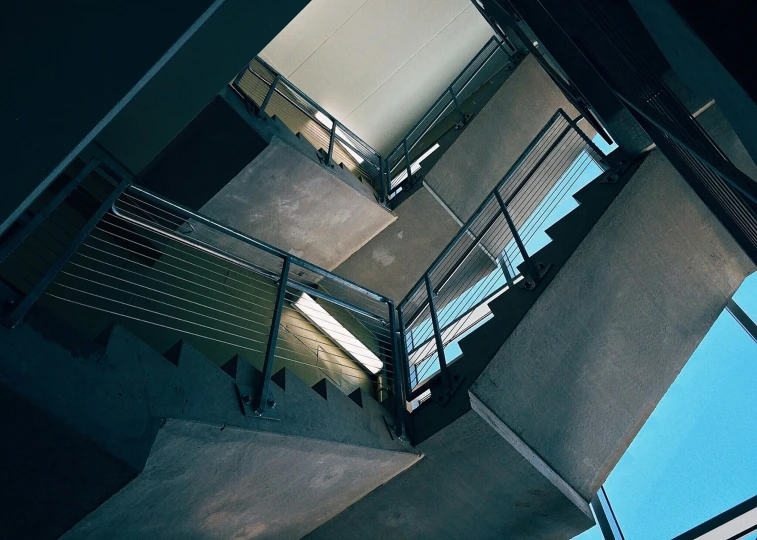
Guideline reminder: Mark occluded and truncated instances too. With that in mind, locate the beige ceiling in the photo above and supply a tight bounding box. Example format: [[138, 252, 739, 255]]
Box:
[[260, 0, 494, 155]]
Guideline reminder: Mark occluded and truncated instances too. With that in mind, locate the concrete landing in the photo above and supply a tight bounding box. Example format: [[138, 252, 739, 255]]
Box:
[[470, 149, 756, 502], [306, 409, 593, 540], [199, 136, 395, 271], [335, 186, 461, 302]]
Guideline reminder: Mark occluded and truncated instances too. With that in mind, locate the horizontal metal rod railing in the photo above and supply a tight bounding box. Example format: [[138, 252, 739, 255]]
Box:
[[233, 35, 519, 204], [385, 36, 517, 195], [398, 109, 608, 397], [0, 158, 407, 436]]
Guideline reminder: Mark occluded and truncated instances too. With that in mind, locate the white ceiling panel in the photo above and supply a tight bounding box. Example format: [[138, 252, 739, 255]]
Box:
[[259, 0, 368, 78], [260, 0, 493, 153], [343, 5, 493, 153]]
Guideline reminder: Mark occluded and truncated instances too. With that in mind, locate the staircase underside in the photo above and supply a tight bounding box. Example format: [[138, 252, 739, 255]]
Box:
[[471, 149, 755, 501], [310, 148, 755, 538], [0, 301, 418, 540]]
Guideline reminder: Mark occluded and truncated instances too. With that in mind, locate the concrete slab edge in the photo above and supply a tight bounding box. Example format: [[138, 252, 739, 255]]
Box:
[[468, 389, 593, 520]]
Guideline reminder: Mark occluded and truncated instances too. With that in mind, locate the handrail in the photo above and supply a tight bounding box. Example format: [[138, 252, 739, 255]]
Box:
[[398, 109, 608, 397], [127, 184, 391, 306], [385, 36, 517, 194], [234, 35, 518, 203]]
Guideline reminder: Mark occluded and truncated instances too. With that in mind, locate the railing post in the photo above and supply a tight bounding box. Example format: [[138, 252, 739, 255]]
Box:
[[379, 158, 389, 204], [327, 119, 337, 166], [449, 87, 466, 124], [494, 190, 541, 287], [254, 256, 291, 414], [497, 251, 515, 288], [258, 74, 281, 117], [424, 274, 451, 391], [388, 302, 407, 440], [562, 111, 610, 170], [397, 307, 414, 398], [403, 139, 413, 182]]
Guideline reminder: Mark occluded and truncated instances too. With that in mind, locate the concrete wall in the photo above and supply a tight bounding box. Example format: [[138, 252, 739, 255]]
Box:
[[95, 0, 310, 176], [0, 0, 309, 237], [424, 54, 580, 222], [0, 0, 218, 235], [470, 149, 755, 502]]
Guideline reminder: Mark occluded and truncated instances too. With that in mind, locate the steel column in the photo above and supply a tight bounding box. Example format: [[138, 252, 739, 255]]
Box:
[[495, 190, 540, 284], [0, 159, 99, 266], [424, 274, 451, 391], [403, 139, 413, 182], [258, 74, 281, 117], [449, 87, 466, 123], [388, 302, 407, 440], [254, 256, 291, 414]]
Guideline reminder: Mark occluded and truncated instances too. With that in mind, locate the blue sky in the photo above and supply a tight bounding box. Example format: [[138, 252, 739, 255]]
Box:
[[575, 269, 757, 539], [572, 134, 757, 539]]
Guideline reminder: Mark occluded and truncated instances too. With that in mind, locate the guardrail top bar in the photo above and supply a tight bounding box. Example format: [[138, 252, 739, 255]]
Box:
[[398, 108, 569, 309], [127, 184, 392, 307], [252, 56, 381, 162]]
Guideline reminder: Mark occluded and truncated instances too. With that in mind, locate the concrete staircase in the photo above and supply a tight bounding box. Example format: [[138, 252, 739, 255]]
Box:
[[308, 148, 754, 538], [0, 300, 419, 540]]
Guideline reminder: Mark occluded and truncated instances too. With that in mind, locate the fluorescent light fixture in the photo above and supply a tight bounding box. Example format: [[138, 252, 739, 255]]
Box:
[[314, 111, 364, 164], [294, 293, 383, 374], [391, 143, 440, 186]]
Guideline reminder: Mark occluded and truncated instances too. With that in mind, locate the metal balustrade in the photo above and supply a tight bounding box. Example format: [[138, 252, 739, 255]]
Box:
[[397, 109, 607, 399], [233, 36, 519, 204], [385, 36, 517, 196], [486, 0, 757, 266], [233, 57, 386, 200], [0, 158, 406, 434]]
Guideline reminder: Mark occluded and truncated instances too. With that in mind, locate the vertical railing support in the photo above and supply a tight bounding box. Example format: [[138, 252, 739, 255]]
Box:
[[379, 158, 389, 204], [497, 251, 515, 288], [327, 120, 337, 166], [403, 139, 413, 182], [424, 274, 451, 392], [258, 74, 281, 117], [254, 256, 291, 414], [388, 302, 407, 440], [495, 190, 541, 287], [449, 87, 466, 124], [397, 307, 414, 398]]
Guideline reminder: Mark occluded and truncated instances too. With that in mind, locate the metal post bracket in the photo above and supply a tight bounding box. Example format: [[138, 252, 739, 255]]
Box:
[[518, 261, 552, 291], [431, 373, 465, 406], [235, 384, 281, 421]]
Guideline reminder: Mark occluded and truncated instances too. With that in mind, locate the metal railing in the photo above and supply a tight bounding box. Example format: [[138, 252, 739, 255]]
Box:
[[385, 36, 516, 196], [501, 0, 757, 265], [397, 110, 607, 399], [233, 57, 386, 200], [0, 158, 406, 434], [233, 36, 518, 204]]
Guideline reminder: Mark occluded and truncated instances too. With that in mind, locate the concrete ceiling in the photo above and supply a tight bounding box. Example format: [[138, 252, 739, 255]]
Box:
[[260, 0, 494, 155]]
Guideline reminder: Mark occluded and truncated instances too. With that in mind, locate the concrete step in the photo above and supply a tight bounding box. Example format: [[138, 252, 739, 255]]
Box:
[[310, 156, 647, 540], [0, 297, 419, 540]]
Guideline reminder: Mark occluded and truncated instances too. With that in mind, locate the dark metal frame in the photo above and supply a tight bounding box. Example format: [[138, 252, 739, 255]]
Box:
[[0, 159, 407, 435]]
